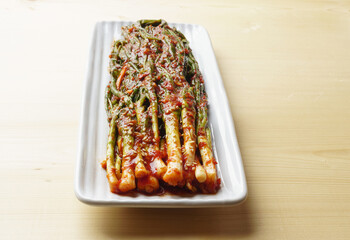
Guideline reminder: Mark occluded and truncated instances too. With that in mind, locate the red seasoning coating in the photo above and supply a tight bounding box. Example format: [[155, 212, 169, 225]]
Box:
[[103, 19, 220, 194]]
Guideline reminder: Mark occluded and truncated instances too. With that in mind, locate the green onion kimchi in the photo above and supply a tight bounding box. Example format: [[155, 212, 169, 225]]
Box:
[[102, 19, 220, 194]]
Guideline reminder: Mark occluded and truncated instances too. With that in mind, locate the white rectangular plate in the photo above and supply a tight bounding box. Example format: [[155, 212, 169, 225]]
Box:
[[75, 21, 247, 207]]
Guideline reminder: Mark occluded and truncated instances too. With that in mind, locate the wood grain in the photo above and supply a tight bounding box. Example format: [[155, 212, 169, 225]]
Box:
[[0, 0, 350, 239]]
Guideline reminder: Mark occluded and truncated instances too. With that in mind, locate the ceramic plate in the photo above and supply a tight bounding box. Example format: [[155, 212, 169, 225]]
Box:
[[75, 21, 247, 207]]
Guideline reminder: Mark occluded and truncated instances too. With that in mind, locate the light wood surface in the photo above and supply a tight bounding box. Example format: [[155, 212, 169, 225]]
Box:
[[1, 0, 350, 239]]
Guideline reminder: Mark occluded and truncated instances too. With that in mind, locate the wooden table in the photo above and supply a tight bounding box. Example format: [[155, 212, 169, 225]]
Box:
[[1, 0, 350, 239]]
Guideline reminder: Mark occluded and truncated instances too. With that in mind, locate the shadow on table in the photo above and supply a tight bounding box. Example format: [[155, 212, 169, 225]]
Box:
[[88, 198, 253, 238]]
